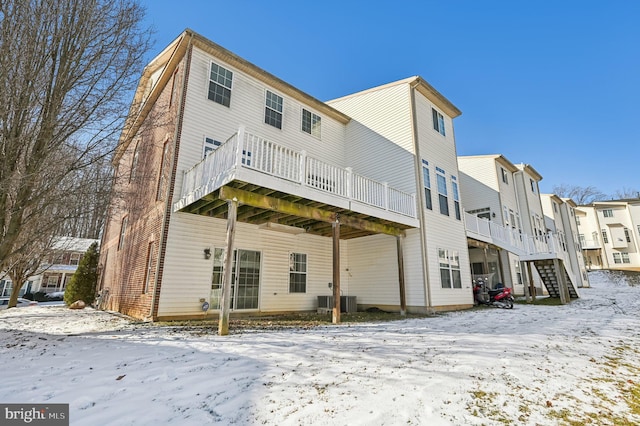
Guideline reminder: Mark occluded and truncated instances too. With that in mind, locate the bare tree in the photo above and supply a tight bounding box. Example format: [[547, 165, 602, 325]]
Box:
[[613, 187, 640, 200], [0, 0, 151, 274], [58, 154, 114, 239], [552, 184, 607, 205], [4, 232, 57, 308]]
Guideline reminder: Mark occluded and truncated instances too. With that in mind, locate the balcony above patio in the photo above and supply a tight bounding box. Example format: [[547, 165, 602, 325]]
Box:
[[173, 127, 419, 239]]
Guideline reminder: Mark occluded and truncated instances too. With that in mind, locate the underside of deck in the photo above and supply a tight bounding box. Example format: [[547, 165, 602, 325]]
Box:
[[179, 181, 415, 239]]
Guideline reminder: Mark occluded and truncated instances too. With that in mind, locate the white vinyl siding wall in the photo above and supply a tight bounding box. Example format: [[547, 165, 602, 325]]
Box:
[[413, 92, 472, 308], [175, 47, 347, 195], [345, 232, 425, 308], [458, 157, 503, 221], [158, 213, 347, 316], [329, 84, 416, 193]]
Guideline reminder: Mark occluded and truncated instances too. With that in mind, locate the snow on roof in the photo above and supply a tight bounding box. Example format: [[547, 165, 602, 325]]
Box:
[[52, 237, 99, 252]]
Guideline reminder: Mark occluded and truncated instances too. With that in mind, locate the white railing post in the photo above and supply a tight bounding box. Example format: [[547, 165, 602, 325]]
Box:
[[299, 150, 307, 185], [345, 167, 352, 200], [236, 125, 245, 167], [181, 169, 188, 196], [383, 182, 389, 210]]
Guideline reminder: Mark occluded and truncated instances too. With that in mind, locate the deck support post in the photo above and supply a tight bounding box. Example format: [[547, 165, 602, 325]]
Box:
[[332, 218, 341, 324], [218, 198, 238, 336], [554, 259, 569, 304], [397, 235, 407, 316], [526, 261, 536, 300]]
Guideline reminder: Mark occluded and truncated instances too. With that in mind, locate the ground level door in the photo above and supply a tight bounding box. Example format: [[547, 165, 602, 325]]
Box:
[[211, 248, 261, 310]]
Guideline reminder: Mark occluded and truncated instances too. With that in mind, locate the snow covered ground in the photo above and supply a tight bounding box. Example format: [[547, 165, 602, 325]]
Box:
[[1, 270, 639, 425]]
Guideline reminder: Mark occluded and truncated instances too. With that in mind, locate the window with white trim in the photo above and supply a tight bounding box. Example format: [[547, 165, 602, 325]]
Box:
[[439, 248, 462, 289], [576, 216, 581, 225], [613, 253, 622, 264], [422, 160, 432, 210], [601, 229, 609, 243], [69, 253, 81, 266], [514, 261, 523, 285], [130, 141, 140, 183], [637, 225, 640, 237], [432, 108, 445, 136], [451, 176, 461, 220], [208, 62, 233, 107], [622, 252, 630, 263], [265, 90, 283, 129], [468, 207, 491, 220], [157, 140, 170, 201], [143, 242, 154, 294], [501, 167, 508, 184], [302, 109, 321, 138], [603, 209, 614, 218], [118, 216, 128, 251], [204, 137, 222, 158], [289, 253, 307, 293], [530, 178, 536, 193], [436, 167, 448, 216]]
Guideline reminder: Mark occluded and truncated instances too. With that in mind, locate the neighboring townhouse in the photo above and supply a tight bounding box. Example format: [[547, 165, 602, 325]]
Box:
[[0, 237, 98, 297], [459, 155, 581, 302], [540, 195, 589, 288], [99, 29, 472, 321], [458, 155, 524, 291], [577, 198, 640, 270]]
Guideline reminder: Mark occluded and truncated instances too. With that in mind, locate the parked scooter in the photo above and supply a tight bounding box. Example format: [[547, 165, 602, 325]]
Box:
[[473, 277, 514, 309]]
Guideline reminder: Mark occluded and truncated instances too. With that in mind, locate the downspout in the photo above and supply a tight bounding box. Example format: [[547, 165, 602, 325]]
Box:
[[409, 79, 433, 313], [512, 169, 525, 287], [514, 169, 534, 298], [149, 34, 194, 320], [592, 204, 609, 269]]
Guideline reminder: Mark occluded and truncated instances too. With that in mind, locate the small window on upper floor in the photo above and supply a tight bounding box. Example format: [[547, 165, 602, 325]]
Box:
[[129, 141, 140, 183], [501, 167, 508, 184], [603, 209, 614, 218], [302, 109, 321, 138], [451, 176, 461, 220], [436, 168, 449, 216], [69, 253, 81, 266], [530, 178, 536, 193], [265, 90, 283, 129], [208, 62, 233, 107], [432, 108, 445, 136], [553, 202, 558, 213], [204, 137, 222, 158], [422, 160, 432, 211]]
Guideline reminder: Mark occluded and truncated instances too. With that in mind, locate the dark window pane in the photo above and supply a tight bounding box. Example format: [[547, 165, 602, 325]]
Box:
[[439, 194, 449, 216], [440, 268, 451, 288]]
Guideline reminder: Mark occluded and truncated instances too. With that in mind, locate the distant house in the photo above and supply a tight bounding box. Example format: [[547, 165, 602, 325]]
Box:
[[576, 198, 640, 270], [0, 237, 98, 297], [458, 155, 585, 301]]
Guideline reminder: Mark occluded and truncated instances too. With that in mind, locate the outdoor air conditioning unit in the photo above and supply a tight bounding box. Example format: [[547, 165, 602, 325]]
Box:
[[317, 296, 357, 313]]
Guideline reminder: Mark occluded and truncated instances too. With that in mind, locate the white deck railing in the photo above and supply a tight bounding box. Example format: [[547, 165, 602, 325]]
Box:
[[463, 211, 568, 259], [181, 126, 417, 218]]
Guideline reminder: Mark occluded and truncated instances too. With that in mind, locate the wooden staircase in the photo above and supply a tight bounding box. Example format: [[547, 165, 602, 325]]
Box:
[[532, 259, 579, 299]]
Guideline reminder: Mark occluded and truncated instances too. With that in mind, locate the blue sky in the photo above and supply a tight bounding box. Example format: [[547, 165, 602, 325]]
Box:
[[140, 0, 639, 197]]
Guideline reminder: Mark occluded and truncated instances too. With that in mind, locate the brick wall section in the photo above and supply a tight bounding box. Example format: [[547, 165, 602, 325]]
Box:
[[151, 45, 193, 320], [98, 53, 188, 320]]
